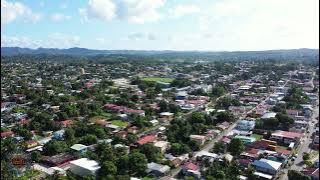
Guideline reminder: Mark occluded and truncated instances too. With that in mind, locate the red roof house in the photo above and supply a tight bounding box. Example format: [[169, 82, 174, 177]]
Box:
[[136, 135, 156, 145], [1, 131, 14, 138]]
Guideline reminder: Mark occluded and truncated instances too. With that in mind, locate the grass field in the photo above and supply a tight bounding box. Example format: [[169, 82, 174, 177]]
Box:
[[111, 120, 129, 128], [251, 134, 263, 140], [142, 77, 175, 83]]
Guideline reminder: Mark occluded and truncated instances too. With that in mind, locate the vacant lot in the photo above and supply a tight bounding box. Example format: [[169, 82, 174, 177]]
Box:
[[142, 77, 174, 83], [111, 120, 129, 128]]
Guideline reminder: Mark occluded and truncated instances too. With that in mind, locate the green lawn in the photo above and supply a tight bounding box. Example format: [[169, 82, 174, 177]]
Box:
[[90, 116, 109, 122], [111, 120, 129, 128], [251, 134, 263, 140], [142, 77, 175, 83]]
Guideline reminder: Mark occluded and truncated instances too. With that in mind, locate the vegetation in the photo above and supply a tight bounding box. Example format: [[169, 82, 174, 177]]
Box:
[[141, 77, 175, 83]]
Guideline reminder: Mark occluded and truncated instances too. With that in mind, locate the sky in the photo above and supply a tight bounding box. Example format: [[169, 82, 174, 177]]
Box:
[[1, 0, 319, 51]]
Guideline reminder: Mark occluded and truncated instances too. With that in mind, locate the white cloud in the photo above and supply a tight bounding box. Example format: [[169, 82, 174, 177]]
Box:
[[1, 33, 81, 48], [96, 37, 108, 44], [79, 0, 165, 24], [127, 33, 156, 41], [196, 0, 319, 50], [51, 13, 71, 22], [169, 4, 200, 18], [1, 0, 41, 24]]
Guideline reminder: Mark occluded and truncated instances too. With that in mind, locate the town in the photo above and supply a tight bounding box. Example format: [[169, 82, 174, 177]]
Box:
[[1, 57, 319, 180]]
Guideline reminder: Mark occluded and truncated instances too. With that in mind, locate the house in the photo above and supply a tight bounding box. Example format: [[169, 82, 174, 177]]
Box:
[[136, 135, 157, 146], [41, 153, 75, 167], [302, 168, 319, 180], [270, 130, 303, 145], [70, 144, 88, 154], [190, 135, 206, 145], [114, 144, 130, 154], [240, 148, 261, 161], [69, 158, 101, 177], [154, 141, 170, 154], [286, 109, 300, 119], [1, 130, 13, 138], [176, 91, 188, 100], [248, 139, 277, 150], [127, 126, 138, 134], [220, 153, 233, 163], [150, 119, 159, 126], [236, 120, 255, 131], [146, 162, 170, 177], [252, 158, 282, 175], [53, 130, 65, 140], [159, 112, 174, 121], [59, 120, 74, 128], [312, 135, 319, 149], [261, 112, 277, 119], [217, 121, 230, 130], [234, 135, 256, 144], [182, 162, 201, 179], [25, 140, 38, 149], [194, 151, 218, 162]]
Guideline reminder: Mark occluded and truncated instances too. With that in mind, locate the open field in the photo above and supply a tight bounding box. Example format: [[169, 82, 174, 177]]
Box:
[[141, 77, 175, 83], [111, 120, 129, 128]]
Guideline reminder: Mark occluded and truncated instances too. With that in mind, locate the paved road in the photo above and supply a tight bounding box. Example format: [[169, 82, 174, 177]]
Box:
[[169, 84, 273, 177], [279, 92, 318, 180]]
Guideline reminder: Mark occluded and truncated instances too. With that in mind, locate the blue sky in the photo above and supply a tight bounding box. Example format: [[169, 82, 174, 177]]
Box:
[[1, 0, 319, 50]]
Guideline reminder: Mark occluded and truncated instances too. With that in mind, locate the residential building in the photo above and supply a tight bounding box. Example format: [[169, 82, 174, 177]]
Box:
[[154, 141, 170, 154], [252, 158, 282, 175], [270, 130, 303, 145], [69, 158, 101, 177], [146, 162, 170, 177], [236, 120, 255, 131]]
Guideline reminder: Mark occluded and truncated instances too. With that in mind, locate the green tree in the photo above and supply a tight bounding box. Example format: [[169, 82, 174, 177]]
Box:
[[129, 152, 148, 175], [228, 138, 245, 156], [80, 134, 98, 145], [43, 140, 68, 156], [139, 144, 163, 163], [213, 142, 226, 153], [31, 151, 42, 162], [99, 161, 117, 176], [288, 170, 311, 180]]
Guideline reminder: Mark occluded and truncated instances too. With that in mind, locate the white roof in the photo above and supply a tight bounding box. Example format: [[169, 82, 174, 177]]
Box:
[[261, 112, 277, 119], [194, 151, 218, 158], [160, 112, 174, 116], [154, 141, 169, 148], [159, 126, 166, 131], [253, 172, 273, 179], [70, 158, 100, 171]]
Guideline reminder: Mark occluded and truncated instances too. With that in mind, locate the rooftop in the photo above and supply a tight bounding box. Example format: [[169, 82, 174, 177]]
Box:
[[70, 158, 100, 171]]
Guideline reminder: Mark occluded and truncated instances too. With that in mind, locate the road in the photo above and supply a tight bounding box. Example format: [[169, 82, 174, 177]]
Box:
[[279, 74, 318, 180], [169, 83, 275, 177]]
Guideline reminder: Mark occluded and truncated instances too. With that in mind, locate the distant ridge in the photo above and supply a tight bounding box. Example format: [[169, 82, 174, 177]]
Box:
[[1, 47, 318, 56]]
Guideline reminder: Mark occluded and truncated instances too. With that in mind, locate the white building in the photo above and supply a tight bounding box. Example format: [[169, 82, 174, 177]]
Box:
[[69, 158, 100, 177]]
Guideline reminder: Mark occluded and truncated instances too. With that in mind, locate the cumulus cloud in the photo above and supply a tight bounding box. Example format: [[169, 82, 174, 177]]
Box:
[[51, 13, 71, 22], [169, 4, 200, 18], [79, 0, 165, 24], [1, 0, 41, 24], [1, 33, 81, 48]]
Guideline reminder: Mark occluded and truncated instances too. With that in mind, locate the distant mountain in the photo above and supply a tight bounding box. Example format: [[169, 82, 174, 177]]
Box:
[[1, 47, 174, 56], [1, 47, 318, 62]]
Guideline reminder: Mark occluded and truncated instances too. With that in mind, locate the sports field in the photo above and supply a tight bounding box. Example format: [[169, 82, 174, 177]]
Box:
[[141, 77, 174, 83]]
